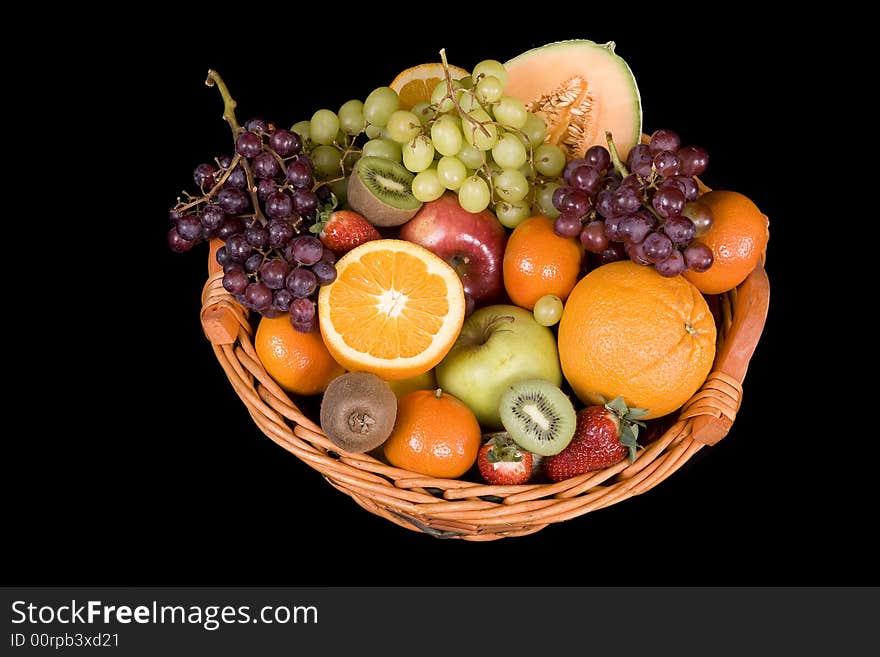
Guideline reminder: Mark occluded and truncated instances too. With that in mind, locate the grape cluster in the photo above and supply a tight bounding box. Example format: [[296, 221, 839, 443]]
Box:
[[550, 129, 715, 277], [167, 109, 340, 332]]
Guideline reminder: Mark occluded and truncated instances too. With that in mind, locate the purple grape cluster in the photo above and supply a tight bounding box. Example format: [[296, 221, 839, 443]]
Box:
[[551, 129, 715, 277], [167, 119, 337, 332]]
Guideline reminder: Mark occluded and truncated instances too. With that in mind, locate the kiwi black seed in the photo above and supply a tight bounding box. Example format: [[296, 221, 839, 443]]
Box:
[[498, 379, 576, 456], [320, 372, 398, 453], [347, 156, 422, 227]]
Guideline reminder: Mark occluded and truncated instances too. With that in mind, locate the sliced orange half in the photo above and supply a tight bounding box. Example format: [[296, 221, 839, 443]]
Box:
[[318, 239, 466, 380], [390, 62, 470, 110]]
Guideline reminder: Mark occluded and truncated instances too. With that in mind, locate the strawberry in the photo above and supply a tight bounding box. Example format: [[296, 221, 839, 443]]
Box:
[[477, 432, 534, 486], [311, 209, 380, 255], [543, 397, 647, 482]]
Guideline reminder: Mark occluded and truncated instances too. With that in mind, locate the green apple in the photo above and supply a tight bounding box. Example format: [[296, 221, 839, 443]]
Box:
[[436, 304, 562, 429]]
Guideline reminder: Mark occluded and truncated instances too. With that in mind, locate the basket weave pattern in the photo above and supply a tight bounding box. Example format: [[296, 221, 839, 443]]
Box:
[[200, 248, 769, 540]]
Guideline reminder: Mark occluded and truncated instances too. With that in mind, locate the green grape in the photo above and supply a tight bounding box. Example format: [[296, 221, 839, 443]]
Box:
[[535, 181, 561, 218], [329, 177, 348, 207], [362, 138, 402, 162], [472, 59, 508, 87], [310, 109, 340, 145], [430, 115, 463, 157], [493, 168, 529, 203], [364, 124, 386, 139], [437, 156, 467, 190], [491, 132, 528, 169], [336, 130, 349, 147], [412, 102, 435, 125], [495, 200, 532, 229], [493, 97, 528, 129], [519, 161, 535, 179], [533, 294, 564, 327], [458, 75, 474, 90], [311, 145, 342, 178], [364, 87, 400, 128], [475, 75, 503, 104], [291, 120, 311, 144], [521, 113, 547, 147], [386, 110, 422, 143], [402, 135, 435, 172], [461, 109, 498, 151], [411, 168, 445, 202], [458, 90, 481, 113], [338, 99, 365, 135], [430, 79, 461, 113], [534, 143, 566, 177], [458, 175, 491, 213], [456, 143, 484, 170]]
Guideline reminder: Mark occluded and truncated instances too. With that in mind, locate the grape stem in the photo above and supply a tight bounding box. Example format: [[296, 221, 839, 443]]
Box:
[[439, 48, 491, 138], [205, 70, 241, 133], [174, 153, 243, 213], [605, 131, 630, 179]]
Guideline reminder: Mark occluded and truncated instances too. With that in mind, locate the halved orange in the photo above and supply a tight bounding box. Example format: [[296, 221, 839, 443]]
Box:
[[390, 63, 470, 110], [317, 239, 466, 380]]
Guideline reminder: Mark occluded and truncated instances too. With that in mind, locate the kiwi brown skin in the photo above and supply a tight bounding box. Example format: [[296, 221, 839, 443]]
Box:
[[347, 157, 422, 227], [320, 372, 398, 453]]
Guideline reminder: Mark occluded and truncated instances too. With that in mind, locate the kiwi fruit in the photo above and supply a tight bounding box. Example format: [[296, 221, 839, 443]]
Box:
[[320, 372, 398, 453], [498, 379, 576, 456], [347, 156, 422, 227]]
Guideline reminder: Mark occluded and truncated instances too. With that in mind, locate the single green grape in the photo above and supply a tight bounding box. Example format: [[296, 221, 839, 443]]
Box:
[[458, 175, 491, 213], [364, 124, 387, 139], [533, 294, 564, 327], [521, 113, 547, 147], [430, 79, 461, 113], [329, 177, 348, 207], [461, 109, 498, 151], [458, 75, 474, 90], [535, 181, 562, 218], [495, 200, 532, 229], [310, 109, 340, 145], [338, 99, 365, 135], [437, 156, 467, 190], [534, 143, 567, 177], [493, 168, 529, 203], [493, 97, 528, 130], [411, 168, 445, 202], [430, 115, 463, 157], [291, 120, 311, 144], [362, 138, 402, 162], [519, 161, 535, 180], [491, 132, 528, 169], [475, 75, 503, 104], [402, 135, 435, 173], [311, 145, 342, 178], [363, 87, 400, 128], [386, 110, 422, 143], [472, 59, 508, 87], [458, 90, 481, 113], [412, 102, 435, 125], [456, 142, 484, 170]]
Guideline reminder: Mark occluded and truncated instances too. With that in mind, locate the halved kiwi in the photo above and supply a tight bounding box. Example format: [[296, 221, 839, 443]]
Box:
[[498, 379, 576, 456], [320, 372, 397, 453], [347, 156, 422, 227]]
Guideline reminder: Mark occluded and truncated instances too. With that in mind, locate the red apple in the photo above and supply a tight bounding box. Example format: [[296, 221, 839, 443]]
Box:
[[400, 192, 507, 306]]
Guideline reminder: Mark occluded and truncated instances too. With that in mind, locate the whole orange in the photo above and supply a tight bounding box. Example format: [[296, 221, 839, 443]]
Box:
[[502, 215, 582, 310], [383, 389, 481, 478], [558, 261, 716, 419], [683, 190, 769, 295], [254, 316, 345, 396]]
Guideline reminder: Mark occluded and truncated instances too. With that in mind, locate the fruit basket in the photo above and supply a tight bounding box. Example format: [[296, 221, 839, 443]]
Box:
[[200, 245, 768, 539]]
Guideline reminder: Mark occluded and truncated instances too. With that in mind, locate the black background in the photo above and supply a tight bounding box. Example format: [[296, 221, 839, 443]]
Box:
[[8, 19, 868, 586]]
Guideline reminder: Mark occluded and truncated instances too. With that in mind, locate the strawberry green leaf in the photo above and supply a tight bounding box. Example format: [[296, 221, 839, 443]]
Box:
[[606, 396, 629, 416], [625, 407, 649, 420], [487, 450, 500, 463], [618, 424, 641, 464]]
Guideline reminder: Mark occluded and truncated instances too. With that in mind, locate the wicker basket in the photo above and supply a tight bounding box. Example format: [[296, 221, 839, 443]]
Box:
[[200, 236, 769, 540]]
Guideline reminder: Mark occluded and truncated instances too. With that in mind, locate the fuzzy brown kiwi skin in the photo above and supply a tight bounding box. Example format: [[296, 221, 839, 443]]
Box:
[[320, 372, 398, 453], [347, 158, 422, 227]]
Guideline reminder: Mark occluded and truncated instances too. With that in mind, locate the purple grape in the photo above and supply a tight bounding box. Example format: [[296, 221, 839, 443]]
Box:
[[169, 209, 181, 223], [253, 151, 280, 179], [272, 289, 294, 312], [312, 261, 338, 285], [678, 146, 709, 177], [569, 165, 602, 195], [268, 219, 295, 248], [167, 227, 195, 253], [663, 216, 697, 246], [604, 215, 625, 242], [673, 176, 699, 202], [286, 268, 318, 297], [286, 159, 313, 188], [193, 163, 217, 188], [257, 178, 277, 201], [223, 267, 248, 295], [245, 117, 268, 134], [244, 281, 273, 310], [244, 252, 263, 274], [315, 184, 332, 203], [619, 174, 642, 190], [554, 212, 582, 238], [658, 177, 687, 198], [648, 129, 681, 154], [627, 144, 653, 178], [653, 150, 680, 177], [597, 242, 626, 265], [217, 155, 233, 168], [265, 190, 293, 219], [270, 129, 301, 157], [292, 188, 318, 217], [176, 214, 203, 241], [624, 240, 651, 266], [236, 132, 262, 159], [560, 189, 591, 217], [584, 145, 611, 171], [218, 186, 249, 214], [260, 259, 290, 289], [552, 185, 573, 211], [319, 249, 337, 266], [619, 213, 656, 244], [652, 186, 685, 219], [595, 189, 617, 219], [215, 246, 230, 268], [683, 242, 714, 272], [223, 260, 244, 274], [245, 224, 269, 249], [642, 232, 674, 264], [580, 221, 609, 254], [225, 166, 247, 188], [289, 297, 317, 332], [682, 201, 714, 236], [563, 158, 587, 183], [225, 234, 251, 262], [611, 186, 641, 216], [218, 215, 245, 240], [201, 205, 225, 230], [655, 250, 686, 277], [201, 225, 217, 241], [289, 236, 324, 266]]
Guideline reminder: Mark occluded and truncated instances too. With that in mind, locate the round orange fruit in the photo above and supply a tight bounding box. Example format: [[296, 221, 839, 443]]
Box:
[[254, 316, 345, 396], [383, 389, 481, 478], [390, 62, 470, 110], [683, 190, 769, 295], [558, 261, 716, 419], [502, 215, 582, 310]]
